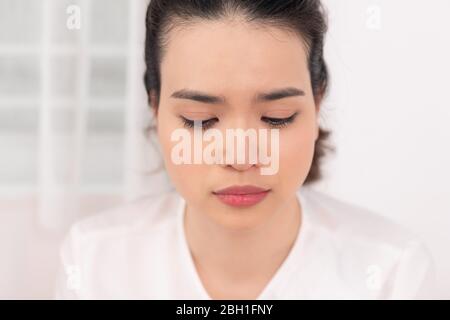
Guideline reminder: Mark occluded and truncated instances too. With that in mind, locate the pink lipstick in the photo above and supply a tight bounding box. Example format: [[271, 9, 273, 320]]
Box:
[[212, 185, 271, 207]]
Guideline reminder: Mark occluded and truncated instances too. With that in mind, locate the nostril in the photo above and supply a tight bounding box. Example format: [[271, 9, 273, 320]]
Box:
[[228, 163, 256, 171]]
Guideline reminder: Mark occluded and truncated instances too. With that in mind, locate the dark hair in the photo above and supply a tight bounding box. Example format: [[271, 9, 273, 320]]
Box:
[[143, 0, 333, 184]]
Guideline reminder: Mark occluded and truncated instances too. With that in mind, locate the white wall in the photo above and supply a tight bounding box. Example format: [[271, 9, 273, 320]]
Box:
[[318, 0, 450, 298]]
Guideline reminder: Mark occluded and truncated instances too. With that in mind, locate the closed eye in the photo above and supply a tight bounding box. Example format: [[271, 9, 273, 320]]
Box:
[[261, 112, 299, 128], [179, 116, 218, 130], [179, 112, 299, 130]]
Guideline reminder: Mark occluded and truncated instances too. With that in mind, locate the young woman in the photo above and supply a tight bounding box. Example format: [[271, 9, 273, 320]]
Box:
[[54, 0, 435, 299]]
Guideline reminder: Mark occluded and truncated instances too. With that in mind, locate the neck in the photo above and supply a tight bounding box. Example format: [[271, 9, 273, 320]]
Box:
[[184, 194, 302, 284]]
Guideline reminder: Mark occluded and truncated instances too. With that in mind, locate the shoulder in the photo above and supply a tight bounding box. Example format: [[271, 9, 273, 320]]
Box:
[[301, 187, 421, 249], [55, 190, 184, 298], [299, 187, 436, 298], [67, 190, 182, 239], [58, 190, 183, 265]]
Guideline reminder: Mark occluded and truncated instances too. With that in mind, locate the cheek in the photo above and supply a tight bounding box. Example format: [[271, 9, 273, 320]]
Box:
[[278, 119, 317, 185], [156, 113, 210, 195], [168, 163, 209, 198]]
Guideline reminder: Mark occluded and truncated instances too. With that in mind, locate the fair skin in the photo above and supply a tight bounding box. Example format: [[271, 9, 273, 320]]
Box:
[[151, 16, 321, 299]]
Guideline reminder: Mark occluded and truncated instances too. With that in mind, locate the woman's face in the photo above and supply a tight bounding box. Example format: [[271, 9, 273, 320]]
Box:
[[154, 19, 320, 229]]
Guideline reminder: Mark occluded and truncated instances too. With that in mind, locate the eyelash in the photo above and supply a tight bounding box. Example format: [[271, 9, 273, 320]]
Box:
[[180, 117, 219, 130], [180, 112, 299, 130], [261, 112, 299, 128]]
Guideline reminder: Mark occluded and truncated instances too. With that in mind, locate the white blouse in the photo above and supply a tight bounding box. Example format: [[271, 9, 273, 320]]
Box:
[[53, 187, 436, 299]]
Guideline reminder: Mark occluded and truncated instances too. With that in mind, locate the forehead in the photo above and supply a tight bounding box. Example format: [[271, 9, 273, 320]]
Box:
[[160, 19, 310, 100]]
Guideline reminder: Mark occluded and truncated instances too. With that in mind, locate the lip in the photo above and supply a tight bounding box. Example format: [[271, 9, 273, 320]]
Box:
[[212, 185, 271, 207]]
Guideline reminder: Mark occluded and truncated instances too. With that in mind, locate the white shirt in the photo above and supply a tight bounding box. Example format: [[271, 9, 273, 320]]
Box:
[[54, 187, 436, 299]]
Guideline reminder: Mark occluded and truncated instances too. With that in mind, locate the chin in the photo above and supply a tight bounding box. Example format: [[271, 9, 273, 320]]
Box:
[[208, 201, 273, 231]]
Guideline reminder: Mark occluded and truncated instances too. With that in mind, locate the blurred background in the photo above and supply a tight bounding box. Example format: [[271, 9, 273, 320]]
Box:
[[0, 0, 449, 299]]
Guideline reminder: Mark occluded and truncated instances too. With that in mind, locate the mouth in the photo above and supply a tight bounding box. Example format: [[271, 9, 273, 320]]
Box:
[[212, 185, 271, 207]]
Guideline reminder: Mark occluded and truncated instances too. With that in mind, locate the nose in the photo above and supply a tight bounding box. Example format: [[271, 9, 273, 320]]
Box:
[[221, 145, 258, 171], [217, 117, 263, 172], [221, 133, 260, 172], [227, 162, 256, 172]]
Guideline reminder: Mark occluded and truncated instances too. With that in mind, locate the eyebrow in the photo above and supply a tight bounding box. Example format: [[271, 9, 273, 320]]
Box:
[[170, 87, 305, 105]]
